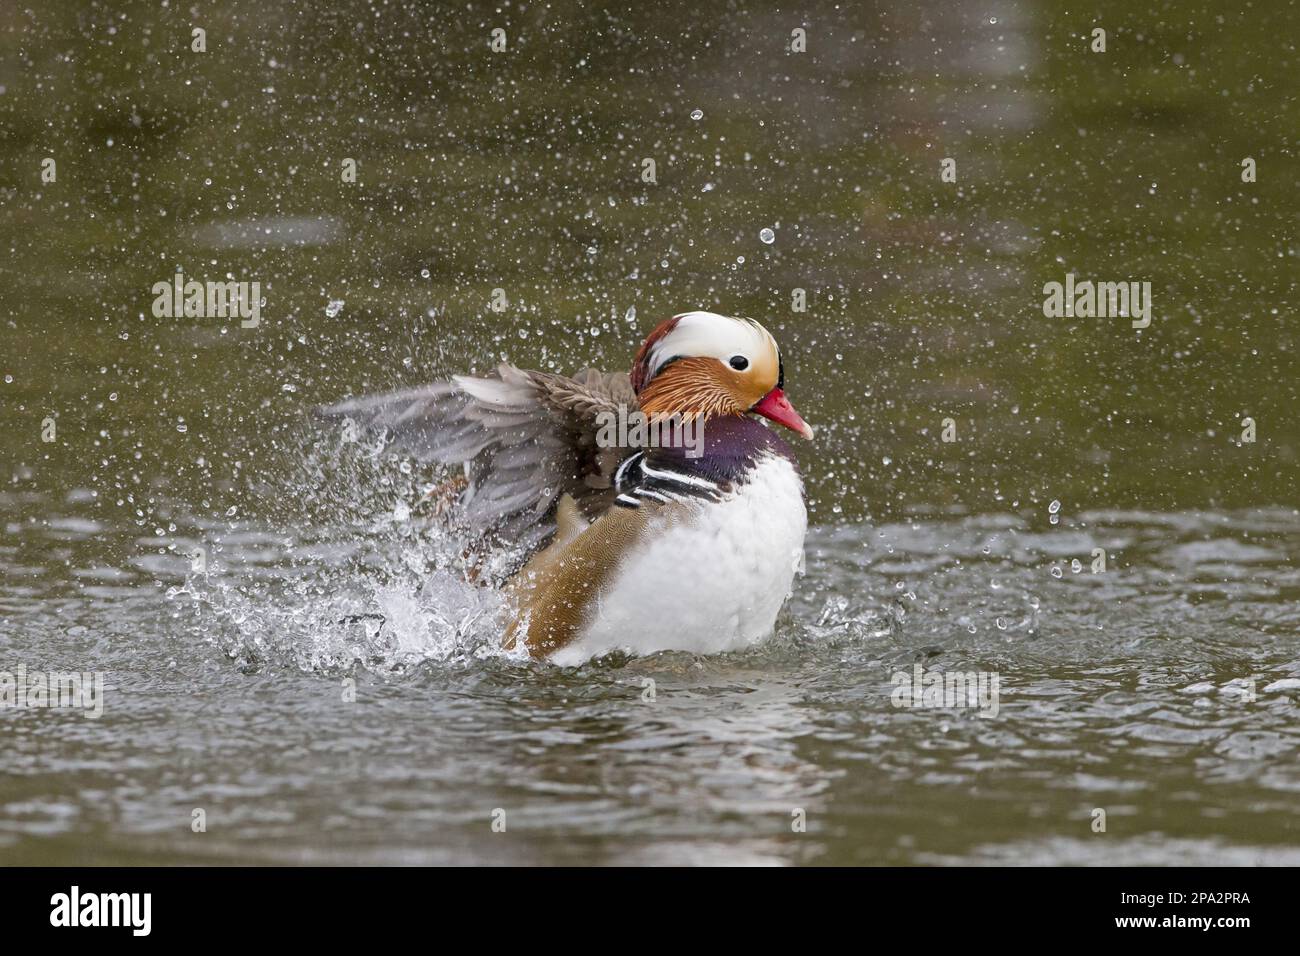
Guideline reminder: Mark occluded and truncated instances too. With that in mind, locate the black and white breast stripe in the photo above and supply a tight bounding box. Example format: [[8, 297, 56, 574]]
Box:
[[612, 451, 727, 509]]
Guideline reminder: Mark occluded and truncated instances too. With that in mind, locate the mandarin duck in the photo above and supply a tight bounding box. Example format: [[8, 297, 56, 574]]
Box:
[[320, 311, 813, 664]]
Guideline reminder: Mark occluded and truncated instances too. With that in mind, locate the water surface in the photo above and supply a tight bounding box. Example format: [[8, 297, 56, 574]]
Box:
[[3, 485, 1298, 864], [1, 0, 1298, 864]]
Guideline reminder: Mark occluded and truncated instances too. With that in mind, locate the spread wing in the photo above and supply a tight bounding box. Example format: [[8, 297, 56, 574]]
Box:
[[317, 364, 638, 553]]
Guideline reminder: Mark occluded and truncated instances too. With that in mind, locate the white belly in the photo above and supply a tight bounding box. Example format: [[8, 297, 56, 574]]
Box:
[[550, 454, 807, 665]]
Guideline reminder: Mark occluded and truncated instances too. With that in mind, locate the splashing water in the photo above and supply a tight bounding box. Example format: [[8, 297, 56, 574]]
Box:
[[170, 430, 527, 676]]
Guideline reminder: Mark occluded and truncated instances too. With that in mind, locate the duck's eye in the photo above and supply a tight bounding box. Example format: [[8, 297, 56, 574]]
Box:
[[728, 355, 750, 371]]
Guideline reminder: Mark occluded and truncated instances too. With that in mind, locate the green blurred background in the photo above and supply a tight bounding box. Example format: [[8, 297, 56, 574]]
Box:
[[2, 0, 1296, 522]]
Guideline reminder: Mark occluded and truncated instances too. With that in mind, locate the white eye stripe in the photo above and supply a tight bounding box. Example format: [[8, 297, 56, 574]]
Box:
[[649, 311, 773, 379]]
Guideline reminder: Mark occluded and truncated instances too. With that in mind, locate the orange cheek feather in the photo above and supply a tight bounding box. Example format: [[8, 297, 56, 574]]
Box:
[[638, 358, 758, 419]]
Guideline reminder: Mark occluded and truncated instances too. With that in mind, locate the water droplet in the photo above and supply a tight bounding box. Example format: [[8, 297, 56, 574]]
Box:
[[759, 227, 775, 244], [325, 299, 345, 318], [624, 305, 636, 325], [3, 375, 11, 384], [1049, 514, 1059, 525], [1050, 566, 1063, 578], [690, 109, 703, 121], [1071, 558, 1083, 573], [419, 268, 430, 278], [1048, 499, 1061, 514]]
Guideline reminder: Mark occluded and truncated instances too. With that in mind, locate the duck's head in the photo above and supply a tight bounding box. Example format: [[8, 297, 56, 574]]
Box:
[[630, 311, 814, 439]]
